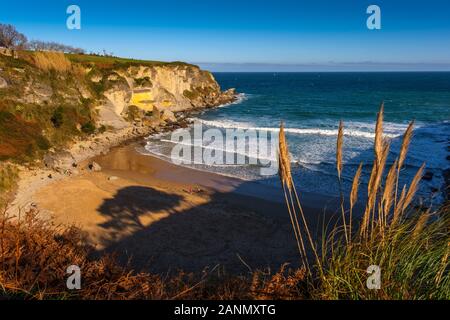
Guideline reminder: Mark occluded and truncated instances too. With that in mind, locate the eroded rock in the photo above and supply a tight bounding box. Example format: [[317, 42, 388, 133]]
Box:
[[160, 109, 177, 123], [88, 162, 102, 172], [43, 151, 76, 172]]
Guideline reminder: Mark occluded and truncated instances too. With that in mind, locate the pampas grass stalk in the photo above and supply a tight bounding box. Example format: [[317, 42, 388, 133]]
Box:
[[392, 185, 407, 226], [349, 162, 363, 239], [401, 163, 425, 213], [278, 122, 321, 276], [291, 185, 323, 273], [279, 123, 308, 270], [336, 121, 348, 243], [412, 211, 430, 238], [374, 142, 390, 230], [374, 102, 384, 166], [282, 182, 308, 270], [382, 159, 398, 227], [361, 104, 389, 238], [336, 121, 344, 180], [394, 121, 415, 208], [278, 122, 292, 191]]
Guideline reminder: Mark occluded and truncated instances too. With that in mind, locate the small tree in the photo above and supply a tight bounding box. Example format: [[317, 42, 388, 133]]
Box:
[[27, 40, 85, 54], [0, 24, 27, 49]]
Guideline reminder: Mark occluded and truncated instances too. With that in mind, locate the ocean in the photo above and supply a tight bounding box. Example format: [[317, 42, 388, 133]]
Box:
[[144, 72, 450, 205]]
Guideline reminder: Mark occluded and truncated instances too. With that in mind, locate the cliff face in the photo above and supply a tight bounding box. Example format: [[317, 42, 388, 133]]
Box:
[[99, 64, 235, 128], [114, 65, 234, 111], [0, 51, 236, 162]]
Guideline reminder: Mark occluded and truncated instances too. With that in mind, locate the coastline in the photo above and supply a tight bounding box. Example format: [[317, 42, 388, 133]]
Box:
[[16, 139, 339, 274], [5, 81, 349, 274], [8, 104, 232, 215]]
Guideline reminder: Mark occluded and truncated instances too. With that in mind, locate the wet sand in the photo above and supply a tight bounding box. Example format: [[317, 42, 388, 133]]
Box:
[[34, 143, 341, 274]]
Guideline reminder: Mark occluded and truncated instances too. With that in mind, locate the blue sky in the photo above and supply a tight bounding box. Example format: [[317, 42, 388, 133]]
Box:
[[1, 0, 450, 71]]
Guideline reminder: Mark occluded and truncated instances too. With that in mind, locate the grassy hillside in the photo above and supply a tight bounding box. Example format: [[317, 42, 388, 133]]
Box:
[[66, 53, 196, 69], [0, 52, 98, 162], [0, 51, 200, 163]]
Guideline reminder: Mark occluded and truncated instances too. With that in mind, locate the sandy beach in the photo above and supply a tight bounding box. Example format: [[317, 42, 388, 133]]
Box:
[[27, 142, 341, 274]]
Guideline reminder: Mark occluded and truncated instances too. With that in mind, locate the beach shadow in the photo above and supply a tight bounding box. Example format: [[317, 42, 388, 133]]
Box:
[[97, 186, 183, 241], [95, 182, 337, 275]]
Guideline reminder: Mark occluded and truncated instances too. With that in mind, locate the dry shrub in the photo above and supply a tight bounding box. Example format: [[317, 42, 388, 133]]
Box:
[[250, 264, 307, 300], [0, 208, 308, 300], [0, 111, 50, 161], [0, 208, 163, 299], [0, 164, 17, 196], [22, 51, 72, 72]]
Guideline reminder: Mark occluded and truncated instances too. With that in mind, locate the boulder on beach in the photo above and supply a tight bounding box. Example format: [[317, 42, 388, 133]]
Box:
[[88, 162, 102, 172], [43, 151, 76, 172]]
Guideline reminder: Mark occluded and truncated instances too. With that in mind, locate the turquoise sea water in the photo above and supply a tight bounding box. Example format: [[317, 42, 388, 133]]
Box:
[[145, 72, 450, 204]]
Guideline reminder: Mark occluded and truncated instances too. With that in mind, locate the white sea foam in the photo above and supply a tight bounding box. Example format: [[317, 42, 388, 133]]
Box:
[[157, 138, 280, 163], [142, 146, 248, 167], [216, 93, 249, 108], [195, 119, 401, 139]]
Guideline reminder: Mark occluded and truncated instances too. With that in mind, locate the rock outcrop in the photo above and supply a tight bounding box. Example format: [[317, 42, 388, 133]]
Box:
[[43, 151, 76, 173], [99, 64, 237, 123], [88, 162, 102, 172], [160, 109, 177, 123]]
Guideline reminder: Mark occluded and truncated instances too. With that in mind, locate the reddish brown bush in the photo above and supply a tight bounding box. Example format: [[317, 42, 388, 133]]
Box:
[[0, 209, 307, 300]]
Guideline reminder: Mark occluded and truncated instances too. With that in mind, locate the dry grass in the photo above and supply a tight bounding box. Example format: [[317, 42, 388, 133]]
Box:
[[278, 122, 292, 191], [278, 122, 322, 276], [336, 121, 344, 180], [0, 208, 308, 300], [278, 103, 450, 299], [21, 51, 72, 72], [336, 120, 348, 242], [349, 162, 363, 235]]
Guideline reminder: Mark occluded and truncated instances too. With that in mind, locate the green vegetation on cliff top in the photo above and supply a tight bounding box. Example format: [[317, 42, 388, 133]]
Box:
[[0, 52, 108, 162], [66, 53, 197, 69]]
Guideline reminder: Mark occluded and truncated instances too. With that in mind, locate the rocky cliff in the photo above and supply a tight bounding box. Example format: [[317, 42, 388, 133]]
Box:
[[0, 51, 236, 162], [98, 63, 236, 129]]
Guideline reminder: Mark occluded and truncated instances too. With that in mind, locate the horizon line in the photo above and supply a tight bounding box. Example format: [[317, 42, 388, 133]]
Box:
[[194, 62, 450, 73]]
